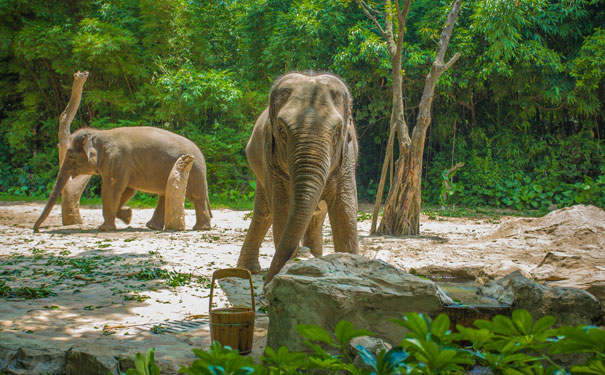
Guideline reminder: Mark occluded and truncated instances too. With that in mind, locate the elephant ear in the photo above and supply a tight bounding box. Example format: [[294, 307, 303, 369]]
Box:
[[82, 134, 98, 166], [269, 87, 292, 127], [343, 93, 358, 161]]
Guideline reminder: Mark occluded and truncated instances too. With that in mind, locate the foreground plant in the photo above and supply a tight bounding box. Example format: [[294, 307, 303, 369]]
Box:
[[123, 310, 605, 375]]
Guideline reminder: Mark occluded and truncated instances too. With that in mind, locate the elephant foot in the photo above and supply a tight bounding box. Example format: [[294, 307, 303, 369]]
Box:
[[117, 208, 132, 224], [237, 258, 261, 274], [193, 222, 211, 231], [98, 223, 117, 232], [146, 219, 164, 231]]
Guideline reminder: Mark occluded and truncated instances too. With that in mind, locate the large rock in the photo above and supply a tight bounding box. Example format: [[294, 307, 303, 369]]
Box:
[[63, 347, 124, 375], [265, 254, 453, 351], [479, 271, 603, 326], [0, 345, 65, 375]]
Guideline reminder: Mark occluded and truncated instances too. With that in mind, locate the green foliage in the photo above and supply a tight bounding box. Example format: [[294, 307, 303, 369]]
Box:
[[0, 279, 56, 299], [180, 341, 255, 375], [424, 129, 605, 210], [0, 0, 604, 211], [124, 310, 605, 375], [125, 348, 160, 375]]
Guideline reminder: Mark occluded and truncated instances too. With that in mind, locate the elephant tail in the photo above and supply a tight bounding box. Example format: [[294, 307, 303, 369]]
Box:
[[207, 195, 213, 218]]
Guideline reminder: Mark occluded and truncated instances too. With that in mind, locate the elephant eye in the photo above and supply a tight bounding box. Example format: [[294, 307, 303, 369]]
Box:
[[278, 122, 287, 140]]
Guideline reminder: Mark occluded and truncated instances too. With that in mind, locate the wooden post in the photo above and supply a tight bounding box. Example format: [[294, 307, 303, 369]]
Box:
[[164, 154, 195, 231], [59, 71, 91, 226]]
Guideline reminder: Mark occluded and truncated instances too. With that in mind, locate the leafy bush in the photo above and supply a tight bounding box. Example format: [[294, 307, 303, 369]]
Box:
[[423, 132, 605, 211], [123, 309, 605, 375]]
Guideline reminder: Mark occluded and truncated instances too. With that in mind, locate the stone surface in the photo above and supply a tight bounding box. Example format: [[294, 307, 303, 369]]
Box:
[[265, 254, 453, 351], [586, 281, 605, 318], [63, 348, 119, 375], [0, 316, 269, 375], [0, 340, 65, 375], [479, 271, 603, 326]]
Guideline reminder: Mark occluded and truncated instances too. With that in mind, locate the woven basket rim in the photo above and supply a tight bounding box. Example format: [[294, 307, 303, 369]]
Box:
[[211, 306, 254, 313]]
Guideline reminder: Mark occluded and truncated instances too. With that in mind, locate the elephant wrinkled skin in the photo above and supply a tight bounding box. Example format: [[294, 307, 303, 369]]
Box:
[[34, 127, 212, 232], [237, 72, 359, 284]]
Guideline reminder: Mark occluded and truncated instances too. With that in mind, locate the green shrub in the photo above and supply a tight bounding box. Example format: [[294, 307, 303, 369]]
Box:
[[123, 309, 605, 375]]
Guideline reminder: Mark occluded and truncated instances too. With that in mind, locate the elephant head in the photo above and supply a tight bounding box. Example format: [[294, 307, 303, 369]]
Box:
[[34, 129, 99, 232], [264, 72, 357, 282]]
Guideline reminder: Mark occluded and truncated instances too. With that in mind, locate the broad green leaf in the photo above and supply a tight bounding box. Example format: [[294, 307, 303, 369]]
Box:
[[511, 309, 533, 335], [296, 324, 333, 345], [532, 315, 556, 335], [335, 320, 375, 346], [430, 314, 451, 340]]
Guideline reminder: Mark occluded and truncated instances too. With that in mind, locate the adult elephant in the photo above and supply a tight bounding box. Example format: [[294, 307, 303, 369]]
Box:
[[34, 127, 212, 232], [237, 72, 359, 284]]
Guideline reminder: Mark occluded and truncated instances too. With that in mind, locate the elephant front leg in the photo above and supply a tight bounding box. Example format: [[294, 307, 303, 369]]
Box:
[[237, 185, 272, 273], [99, 177, 126, 232], [146, 195, 165, 230], [326, 176, 359, 254], [303, 200, 328, 257], [117, 187, 136, 224]]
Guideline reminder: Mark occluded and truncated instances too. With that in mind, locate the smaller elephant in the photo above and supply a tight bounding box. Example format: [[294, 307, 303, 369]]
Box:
[[237, 72, 359, 284], [34, 126, 212, 232]]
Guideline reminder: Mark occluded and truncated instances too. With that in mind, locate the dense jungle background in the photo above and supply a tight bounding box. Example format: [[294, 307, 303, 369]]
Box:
[[1, 0, 604, 211]]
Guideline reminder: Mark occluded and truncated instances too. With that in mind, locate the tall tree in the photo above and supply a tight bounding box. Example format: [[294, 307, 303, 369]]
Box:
[[356, 0, 462, 235]]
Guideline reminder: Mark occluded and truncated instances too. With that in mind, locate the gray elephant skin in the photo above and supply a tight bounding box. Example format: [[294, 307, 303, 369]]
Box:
[[237, 72, 359, 284], [34, 126, 212, 232]]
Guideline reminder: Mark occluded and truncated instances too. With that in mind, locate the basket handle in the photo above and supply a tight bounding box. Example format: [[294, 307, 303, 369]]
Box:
[[209, 268, 255, 313]]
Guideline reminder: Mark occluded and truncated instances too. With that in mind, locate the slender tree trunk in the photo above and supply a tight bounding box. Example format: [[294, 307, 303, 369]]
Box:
[[377, 0, 462, 235], [59, 71, 90, 226], [369, 0, 412, 234]]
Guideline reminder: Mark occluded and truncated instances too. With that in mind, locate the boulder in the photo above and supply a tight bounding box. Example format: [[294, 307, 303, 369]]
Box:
[[63, 348, 119, 375], [265, 254, 453, 351], [0, 344, 64, 375], [479, 271, 602, 326]]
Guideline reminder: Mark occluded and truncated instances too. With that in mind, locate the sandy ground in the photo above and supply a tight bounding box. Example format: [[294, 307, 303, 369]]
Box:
[[0, 201, 603, 369]]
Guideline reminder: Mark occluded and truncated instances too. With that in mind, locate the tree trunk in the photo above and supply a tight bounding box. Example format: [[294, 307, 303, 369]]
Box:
[[164, 154, 194, 231], [58, 71, 90, 225], [377, 0, 462, 236], [369, 0, 412, 234]]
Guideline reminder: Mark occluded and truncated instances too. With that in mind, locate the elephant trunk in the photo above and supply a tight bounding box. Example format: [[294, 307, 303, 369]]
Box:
[[265, 139, 331, 284], [34, 161, 73, 232]]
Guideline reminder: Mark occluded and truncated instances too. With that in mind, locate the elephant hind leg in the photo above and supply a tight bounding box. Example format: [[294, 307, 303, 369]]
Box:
[[117, 188, 136, 224], [146, 195, 165, 230], [189, 193, 212, 231], [237, 185, 271, 274], [303, 200, 328, 258]]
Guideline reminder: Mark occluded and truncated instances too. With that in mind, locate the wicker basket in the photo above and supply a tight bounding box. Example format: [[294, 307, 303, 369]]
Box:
[[209, 268, 255, 354]]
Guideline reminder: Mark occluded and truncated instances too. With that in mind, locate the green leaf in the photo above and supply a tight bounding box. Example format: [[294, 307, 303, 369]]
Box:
[[335, 320, 375, 346], [392, 313, 429, 339], [511, 309, 534, 335], [570, 358, 605, 374], [296, 324, 333, 345], [532, 315, 556, 335], [430, 314, 451, 340]]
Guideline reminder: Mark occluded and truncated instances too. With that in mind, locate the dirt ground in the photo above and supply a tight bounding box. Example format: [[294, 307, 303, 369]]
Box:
[[0, 201, 604, 371]]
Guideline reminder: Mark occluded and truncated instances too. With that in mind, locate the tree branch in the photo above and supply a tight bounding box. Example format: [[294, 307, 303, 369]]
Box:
[[435, 0, 462, 66], [358, 0, 390, 43], [395, 0, 412, 35], [442, 52, 460, 71]]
